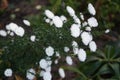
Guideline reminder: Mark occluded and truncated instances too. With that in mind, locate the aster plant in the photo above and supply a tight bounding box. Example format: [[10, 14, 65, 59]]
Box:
[[0, 2, 99, 80]]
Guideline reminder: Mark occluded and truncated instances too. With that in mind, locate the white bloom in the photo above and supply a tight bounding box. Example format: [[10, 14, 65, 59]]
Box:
[[81, 32, 93, 45], [7, 30, 11, 34], [26, 68, 36, 80], [82, 21, 88, 27], [45, 10, 54, 19], [6, 25, 11, 30], [39, 59, 48, 69], [0, 30, 7, 37], [45, 46, 54, 56], [73, 47, 79, 55], [40, 70, 45, 77], [35, 5, 41, 10], [43, 71, 52, 80], [45, 66, 51, 72], [8, 23, 18, 31], [55, 51, 61, 58], [66, 56, 73, 65], [88, 3, 96, 15], [4, 68, 12, 77], [85, 26, 91, 31], [72, 41, 79, 55], [105, 29, 110, 33], [30, 35, 36, 42], [9, 32, 14, 36], [89, 41, 97, 52], [80, 12, 84, 20], [64, 47, 70, 52], [70, 24, 81, 38], [58, 68, 65, 78], [66, 6, 75, 17], [78, 48, 86, 62], [88, 17, 98, 27], [46, 57, 51, 60], [47, 60, 52, 66], [50, 21, 53, 26], [54, 59, 58, 64], [45, 18, 50, 23], [74, 17, 81, 24], [23, 20, 30, 26], [60, 15, 67, 23], [72, 41, 78, 47], [52, 16, 63, 28], [14, 27, 25, 37]]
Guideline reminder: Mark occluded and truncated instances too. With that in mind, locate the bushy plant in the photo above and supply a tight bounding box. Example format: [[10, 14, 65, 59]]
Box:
[[0, 0, 119, 80]]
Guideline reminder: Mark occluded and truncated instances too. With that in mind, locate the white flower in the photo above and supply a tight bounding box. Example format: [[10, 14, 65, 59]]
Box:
[[80, 12, 84, 20], [60, 15, 67, 23], [73, 47, 79, 55], [9, 32, 14, 36], [64, 47, 70, 52], [45, 10, 54, 19], [88, 3, 96, 15], [50, 21, 53, 26], [45, 46, 54, 56], [47, 60, 52, 66], [6, 25, 11, 30], [43, 71, 52, 80], [23, 20, 30, 26], [39, 59, 48, 69], [0, 30, 7, 37], [66, 56, 73, 65], [30, 35, 36, 42], [89, 41, 97, 52], [85, 26, 91, 31], [66, 6, 75, 17], [70, 24, 81, 38], [45, 66, 52, 72], [72, 41, 78, 47], [74, 17, 81, 24], [72, 41, 79, 55], [87, 17, 98, 27], [4, 68, 12, 77], [35, 5, 41, 10], [82, 21, 88, 27], [78, 48, 86, 62], [81, 32, 93, 45], [58, 68, 65, 78], [52, 16, 63, 28], [40, 70, 45, 77], [45, 18, 50, 23], [105, 29, 110, 33], [7, 30, 11, 34], [6, 23, 25, 37], [14, 27, 25, 37], [54, 59, 58, 64], [55, 51, 61, 58], [8, 23, 18, 31], [26, 68, 36, 80]]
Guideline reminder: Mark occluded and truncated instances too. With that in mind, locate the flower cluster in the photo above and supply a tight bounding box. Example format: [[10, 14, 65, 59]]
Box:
[[38, 3, 98, 80], [1, 2, 102, 80]]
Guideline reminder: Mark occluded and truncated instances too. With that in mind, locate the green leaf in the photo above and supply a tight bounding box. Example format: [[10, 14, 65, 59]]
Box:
[[62, 66, 88, 79]]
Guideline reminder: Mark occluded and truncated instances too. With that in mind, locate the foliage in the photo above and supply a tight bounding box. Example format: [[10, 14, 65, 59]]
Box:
[[63, 41, 120, 80]]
